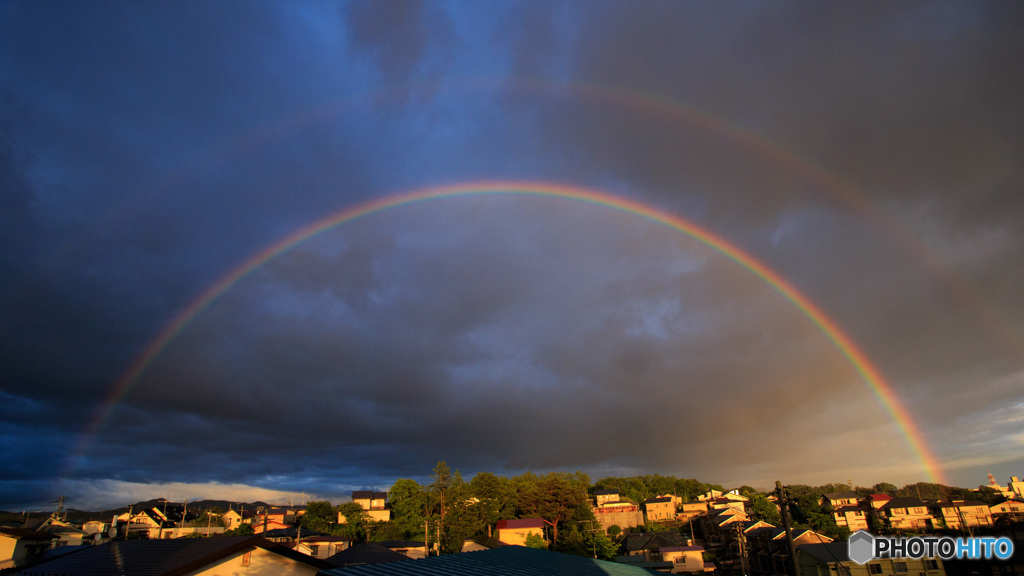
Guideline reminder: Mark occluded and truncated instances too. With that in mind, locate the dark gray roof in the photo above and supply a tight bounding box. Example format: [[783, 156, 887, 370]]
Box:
[[377, 539, 426, 549], [352, 491, 388, 500], [626, 531, 687, 552], [0, 528, 57, 540], [822, 492, 859, 500], [799, 542, 852, 564], [324, 546, 660, 575], [881, 497, 927, 510], [644, 497, 672, 504], [10, 536, 333, 576], [325, 543, 414, 567]]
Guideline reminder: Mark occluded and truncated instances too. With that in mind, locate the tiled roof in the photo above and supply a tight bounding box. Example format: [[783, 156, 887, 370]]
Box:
[[496, 518, 545, 530], [323, 546, 661, 575], [11, 536, 333, 576], [868, 494, 893, 501], [644, 497, 672, 504]]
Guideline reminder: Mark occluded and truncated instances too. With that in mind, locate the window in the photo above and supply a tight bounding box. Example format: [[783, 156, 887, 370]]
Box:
[[309, 545, 319, 555], [869, 564, 882, 574], [925, 560, 939, 570], [241, 551, 251, 566], [895, 562, 908, 573]]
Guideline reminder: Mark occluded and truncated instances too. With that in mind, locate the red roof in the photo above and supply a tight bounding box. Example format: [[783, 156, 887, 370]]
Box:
[[868, 494, 893, 501], [496, 518, 545, 530]]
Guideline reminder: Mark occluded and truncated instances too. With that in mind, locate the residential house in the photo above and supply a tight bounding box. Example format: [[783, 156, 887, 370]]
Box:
[[821, 495, 869, 532], [748, 527, 833, 576], [0, 528, 57, 565], [708, 495, 747, 512], [990, 499, 1024, 523], [222, 507, 256, 529], [676, 500, 709, 524], [799, 542, 945, 576], [495, 518, 545, 546], [645, 496, 677, 523], [929, 501, 993, 531], [339, 491, 391, 523], [820, 492, 860, 509], [1009, 476, 1024, 500], [10, 535, 334, 576], [377, 539, 428, 559], [324, 542, 413, 568], [33, 518, 84, 548], [698, 490, 724, 502], [865, 494, 894, 510], [625, 531, 691, 559], [592, 490, 644, 531], [876, 497, 934, 531], [660, 545, 714, 574], [595, 490, 621, 507], [293, 535, 351, 560]]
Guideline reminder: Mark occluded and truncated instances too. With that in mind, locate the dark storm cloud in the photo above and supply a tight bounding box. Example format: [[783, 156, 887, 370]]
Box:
[[2, 1, 1022, 509]]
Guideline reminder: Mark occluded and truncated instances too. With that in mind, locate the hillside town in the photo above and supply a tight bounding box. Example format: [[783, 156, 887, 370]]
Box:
[[2, 469, 1022, 575]]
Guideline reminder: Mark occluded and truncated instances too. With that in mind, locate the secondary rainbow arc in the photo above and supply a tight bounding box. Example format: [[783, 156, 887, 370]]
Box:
[[78, 181, 945, 484]]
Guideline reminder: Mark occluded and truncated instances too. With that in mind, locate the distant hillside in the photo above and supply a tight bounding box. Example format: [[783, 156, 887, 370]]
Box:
[[2, 500, 279, 523]]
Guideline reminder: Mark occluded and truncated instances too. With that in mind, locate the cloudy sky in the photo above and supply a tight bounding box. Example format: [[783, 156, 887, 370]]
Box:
[[2, 1, 1023, 511]]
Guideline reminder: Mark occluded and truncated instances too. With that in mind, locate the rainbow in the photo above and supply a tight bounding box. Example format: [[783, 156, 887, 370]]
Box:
[[78, 181, 945, 483]]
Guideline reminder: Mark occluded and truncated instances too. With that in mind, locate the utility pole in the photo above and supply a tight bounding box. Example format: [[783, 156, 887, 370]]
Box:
[[776, 481, 800, 576], [733, 521, 749, 576]]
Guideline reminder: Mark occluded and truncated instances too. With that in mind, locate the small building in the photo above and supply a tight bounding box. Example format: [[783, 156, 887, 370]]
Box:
[[0, 528, 58, 564], [495, 518, 545, 546]]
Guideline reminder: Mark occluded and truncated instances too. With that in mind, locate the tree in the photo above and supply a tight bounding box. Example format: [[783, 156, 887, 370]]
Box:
[[336, 502, 369, 542], [389, 479, 428, 540], [751, 494, 780, 526], [519, 472, 590, 545], [302, 501, 336, 533], [873, 482, 898, 496], [524, 532, 547, 549], [224, 523, 254, 536]]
